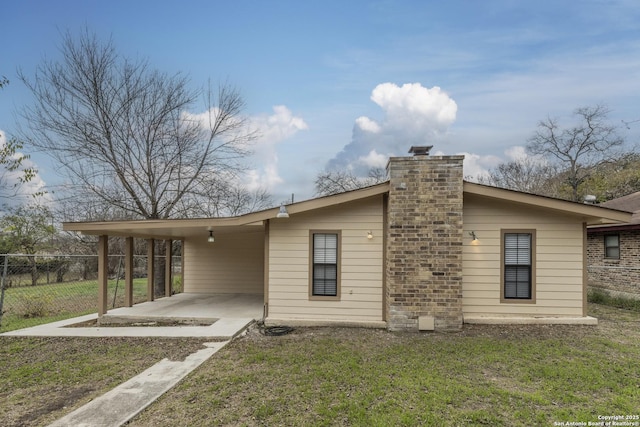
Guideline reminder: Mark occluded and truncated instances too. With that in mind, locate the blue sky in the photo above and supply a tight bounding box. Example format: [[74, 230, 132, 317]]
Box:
[[1, 0, 639, 204]]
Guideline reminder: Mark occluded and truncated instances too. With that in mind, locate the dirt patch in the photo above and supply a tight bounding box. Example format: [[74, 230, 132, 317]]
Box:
[[65, 318, 215, 328], [15, 385, 95, 427], [0, 336, 212, 427]]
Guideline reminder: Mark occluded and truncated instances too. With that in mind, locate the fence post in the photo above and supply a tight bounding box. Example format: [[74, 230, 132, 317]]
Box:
[[0, 255, 8, 326]]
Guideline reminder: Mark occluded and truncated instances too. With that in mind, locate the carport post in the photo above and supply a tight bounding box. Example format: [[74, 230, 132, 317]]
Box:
[[165, 239, 172, 297], [147, 238, 155, 301], [97, 235, 108, 316], [125, 237, 134, 307]]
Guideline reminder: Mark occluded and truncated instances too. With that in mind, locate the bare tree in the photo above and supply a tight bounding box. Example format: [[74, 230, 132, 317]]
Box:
[[314, 167, 387, 197], [477, 156, 558, 195], [18, 30, 259, 297], [176, 176, 274, 217], [527, 105, 624, 202], [18, 29, 255, 220]]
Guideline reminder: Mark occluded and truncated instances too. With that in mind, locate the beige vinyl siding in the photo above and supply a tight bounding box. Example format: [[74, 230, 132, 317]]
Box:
[[268, 196, 384, 322], [462, 195, 585, 317], [183, 230, 264, 294]]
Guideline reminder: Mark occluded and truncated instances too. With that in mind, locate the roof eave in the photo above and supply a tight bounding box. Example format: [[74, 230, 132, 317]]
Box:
[[463, 182, 632, 225], [62, 182, 391, 236]]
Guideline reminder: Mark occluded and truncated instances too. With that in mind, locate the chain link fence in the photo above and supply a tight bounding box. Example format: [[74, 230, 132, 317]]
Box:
[[0, 254, 182, 332]]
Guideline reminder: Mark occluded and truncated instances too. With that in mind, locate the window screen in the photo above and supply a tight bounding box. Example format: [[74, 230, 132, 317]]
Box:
[[312, 233, 338, 296], [504, 233, 532, 299]]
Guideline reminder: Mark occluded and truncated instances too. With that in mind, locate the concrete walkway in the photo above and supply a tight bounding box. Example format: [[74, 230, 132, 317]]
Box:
[[48, 340, 229, 427]]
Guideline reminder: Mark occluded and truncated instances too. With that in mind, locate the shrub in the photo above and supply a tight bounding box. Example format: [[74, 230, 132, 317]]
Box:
[[588, 288, 640, 312], [172, 275, 182, 294], [17, 294, 54, 318]]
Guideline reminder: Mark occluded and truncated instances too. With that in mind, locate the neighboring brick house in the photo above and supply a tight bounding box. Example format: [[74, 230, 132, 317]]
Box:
[[64, 147, 631, 331], [587, 192, 640, 300]]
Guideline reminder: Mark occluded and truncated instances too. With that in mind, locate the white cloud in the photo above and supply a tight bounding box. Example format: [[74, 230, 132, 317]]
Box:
[[0, 130, 48, 205], [441, 145, 551, 182], [355, 116, 381, 133], [245, 106, 308, 192], [504, 145, 528, 161], [460, 152, 502, 180], [357, 150, 388, 169], [431, 149, 501, 181], [253, 105, 308, 142], [327, 82, 458, 173], [370, 83, 457, 132]]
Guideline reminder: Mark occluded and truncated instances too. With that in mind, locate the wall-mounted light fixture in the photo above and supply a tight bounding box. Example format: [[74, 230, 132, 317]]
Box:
[[276, 204, 289, 218], [208, 230, 215, 243], [469, 231, 478, 241], [367, 231, 373, 240]]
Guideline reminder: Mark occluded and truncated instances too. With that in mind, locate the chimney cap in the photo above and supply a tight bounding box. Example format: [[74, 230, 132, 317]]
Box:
[[409, 145, 433, 156]]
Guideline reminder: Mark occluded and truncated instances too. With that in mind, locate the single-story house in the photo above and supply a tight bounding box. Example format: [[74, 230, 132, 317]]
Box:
[[63, 147, 631, 331], [587, 191, 640, 300]]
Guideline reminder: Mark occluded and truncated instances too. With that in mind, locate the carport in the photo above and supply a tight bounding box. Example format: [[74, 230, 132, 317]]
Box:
[[62, 208, 284, 319]]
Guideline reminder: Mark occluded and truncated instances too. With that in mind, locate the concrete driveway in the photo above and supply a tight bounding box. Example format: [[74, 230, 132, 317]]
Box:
[[104, 292, 264, 320], [2, 293, 264, 338]]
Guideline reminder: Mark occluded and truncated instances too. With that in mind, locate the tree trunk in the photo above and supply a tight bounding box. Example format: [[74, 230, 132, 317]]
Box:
[[30, 256, 39, 286]]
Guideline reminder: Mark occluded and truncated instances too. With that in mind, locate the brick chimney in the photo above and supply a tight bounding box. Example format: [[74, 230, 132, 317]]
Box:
[[385, 147, 464, 331]]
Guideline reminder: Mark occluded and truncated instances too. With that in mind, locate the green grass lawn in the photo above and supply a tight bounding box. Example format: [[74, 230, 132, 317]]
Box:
[[128, 306, 640, 426], [1, 304, 639, 427], [0, 277, 177, 332], [1, 274, 183, 333]]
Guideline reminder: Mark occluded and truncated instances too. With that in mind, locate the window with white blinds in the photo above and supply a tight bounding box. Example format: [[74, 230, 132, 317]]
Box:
[[504, 233, 532, 299], [312, 233, 339, 297]]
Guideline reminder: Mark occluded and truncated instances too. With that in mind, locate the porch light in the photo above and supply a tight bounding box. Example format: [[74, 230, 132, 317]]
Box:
[[276, 204, 289, 218], [469, 231, 478, 241], [208, 230, 215, 243], [367, 231, 373, 239]]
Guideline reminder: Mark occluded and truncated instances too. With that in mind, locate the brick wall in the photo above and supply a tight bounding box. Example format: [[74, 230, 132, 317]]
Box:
[[385, 154, 464, 331], [587, 230, 640, 300]]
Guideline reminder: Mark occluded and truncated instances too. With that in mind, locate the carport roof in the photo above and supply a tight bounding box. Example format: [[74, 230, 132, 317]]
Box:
[[62, 183, 391, 239]]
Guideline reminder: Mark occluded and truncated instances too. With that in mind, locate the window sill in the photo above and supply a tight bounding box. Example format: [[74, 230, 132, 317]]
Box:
[[309, 295, 341, 302], [500, 298, 536, 304]]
